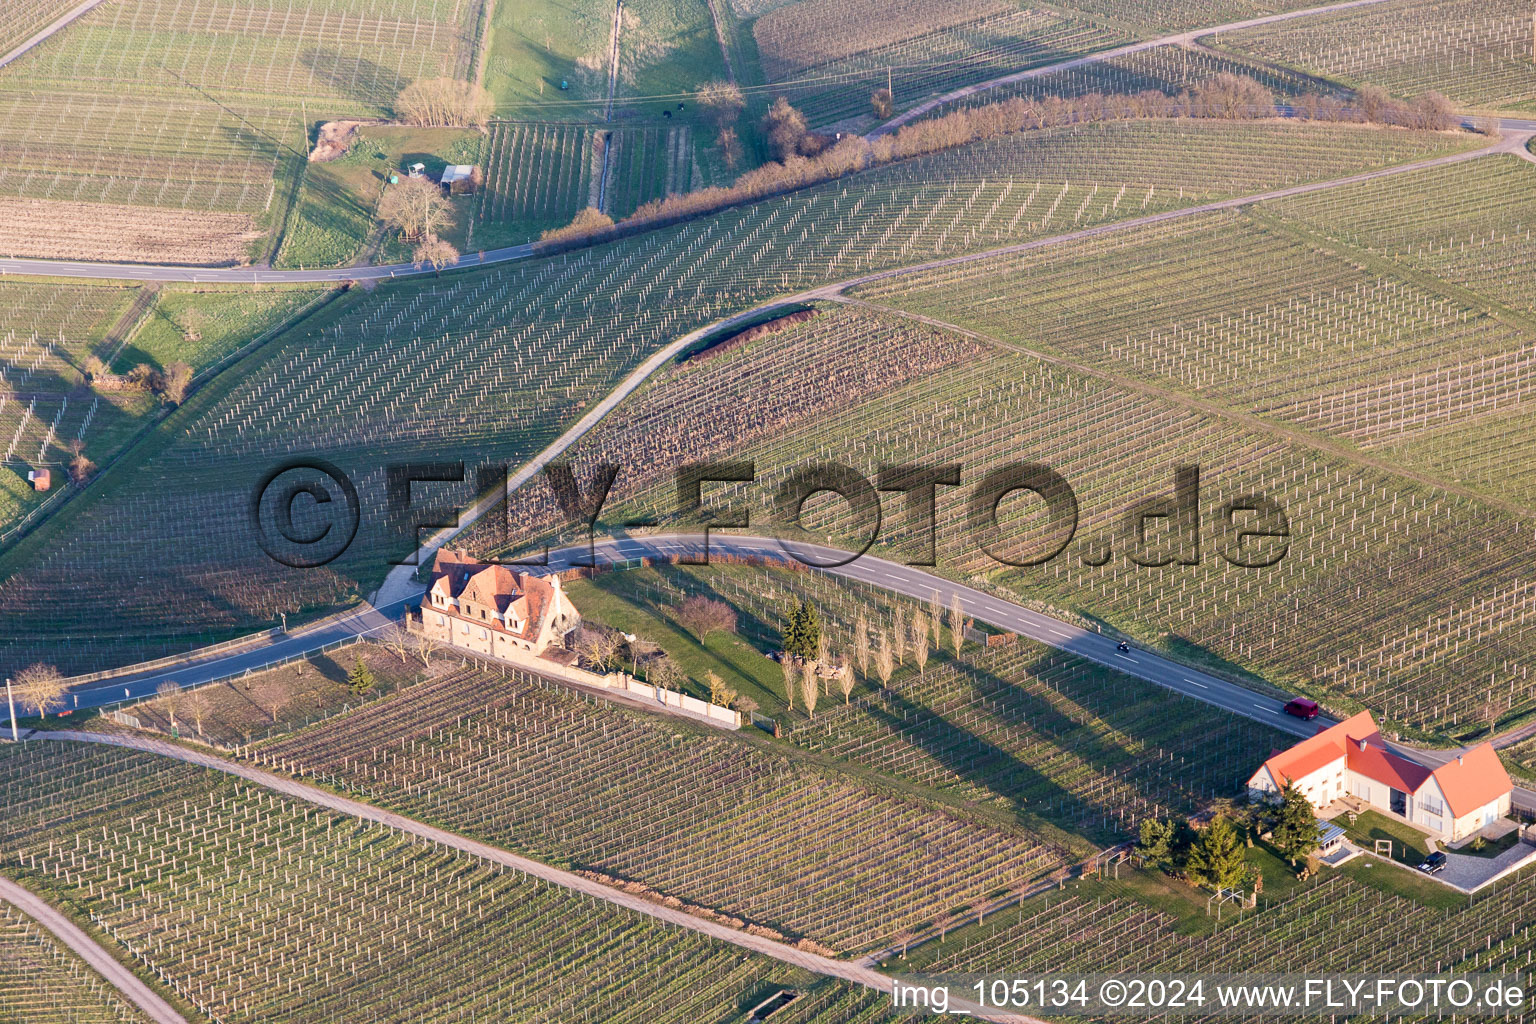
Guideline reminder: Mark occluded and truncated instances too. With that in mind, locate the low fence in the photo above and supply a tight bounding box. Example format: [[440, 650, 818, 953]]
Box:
[[619, 677, 740, 728]]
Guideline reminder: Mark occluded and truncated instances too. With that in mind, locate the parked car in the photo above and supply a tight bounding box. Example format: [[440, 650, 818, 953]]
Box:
[[1283, 697, 1321, 720], [1418, 851, 1447, 874]]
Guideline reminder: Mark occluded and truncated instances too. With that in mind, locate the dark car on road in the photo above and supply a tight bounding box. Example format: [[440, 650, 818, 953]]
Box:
[[1283, 697, 1321, 720], [1418, 852, 1448, 874]]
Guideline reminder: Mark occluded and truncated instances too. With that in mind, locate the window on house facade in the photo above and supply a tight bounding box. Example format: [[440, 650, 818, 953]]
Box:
[[479, 628, 488, 639], [435, 613, 445, 625], [1420, 795, 1444, 816]]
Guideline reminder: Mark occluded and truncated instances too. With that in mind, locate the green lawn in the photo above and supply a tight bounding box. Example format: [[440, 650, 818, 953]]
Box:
[[277, 126, 486, 269], [482, 0, 614, 117], [1336, 858, 1468, 911], [1336, 809, 1434, 867], [117, 287, 327, 374], [565, 570, 787, 709]]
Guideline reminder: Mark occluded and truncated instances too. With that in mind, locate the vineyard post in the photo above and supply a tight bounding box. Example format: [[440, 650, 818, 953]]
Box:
[[5, 677, 14, 741]]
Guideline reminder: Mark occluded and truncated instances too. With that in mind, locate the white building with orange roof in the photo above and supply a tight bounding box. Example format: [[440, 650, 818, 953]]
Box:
[[1247, 710, 1512, 842], [418, 548, 581, 660]]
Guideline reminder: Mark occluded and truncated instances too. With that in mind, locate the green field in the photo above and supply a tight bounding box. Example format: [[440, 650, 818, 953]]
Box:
[[482, 0, 614, 117]]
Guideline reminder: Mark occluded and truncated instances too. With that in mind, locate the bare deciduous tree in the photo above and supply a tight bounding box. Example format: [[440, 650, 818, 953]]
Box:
[[949, 592, 968, 658], [648, 655, 683, 690], [380, 622, 415, 663], [696, 80, 745, 130], [160, 361, 193, 405], [13, 663, 67, 718], [716, 127, 743, 170], [799, 659, 820, 718], [675, 595, 737, 638], [626, 634, 660, 670], [764, 97, 809, 160], [576, 625, 624, 671], [156, 681, 182, 729], [892, 607, 906, 665], [912, 613, 930, 679], [836, 661, 855, 705], [184, 688, 212, 737], [854, 611, 870, 679], [414, 630, 442, 668], [378, 176, 453, 242], [928, 591, 944, 651], [875, 634, 894, 689], [249, 678, 291, 723], [396, 77, 494, 127], [413, 234, 460, 274], [780, 654, 798, 710], [871, 87, 893, 119]]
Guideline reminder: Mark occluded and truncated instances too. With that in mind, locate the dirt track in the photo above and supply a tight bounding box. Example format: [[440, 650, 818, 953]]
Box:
[[0, 875, 189, 1024]]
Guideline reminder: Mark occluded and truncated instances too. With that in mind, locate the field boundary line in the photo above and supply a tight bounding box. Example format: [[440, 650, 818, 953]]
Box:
[[0, 876, 190, 1024], [21, 731, 1042, 1024]]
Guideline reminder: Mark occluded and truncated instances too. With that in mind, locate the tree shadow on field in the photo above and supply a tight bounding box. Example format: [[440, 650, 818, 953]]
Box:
[[854, 657, 1116, 838], [302, 49, 408, 111]]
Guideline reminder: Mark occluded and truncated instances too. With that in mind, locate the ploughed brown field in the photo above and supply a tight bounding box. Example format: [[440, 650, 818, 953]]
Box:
[[0, 198, 259, 265]]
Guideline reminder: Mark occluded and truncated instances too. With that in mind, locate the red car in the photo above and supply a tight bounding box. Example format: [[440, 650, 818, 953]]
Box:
[[1283, 697, 1320, 720]]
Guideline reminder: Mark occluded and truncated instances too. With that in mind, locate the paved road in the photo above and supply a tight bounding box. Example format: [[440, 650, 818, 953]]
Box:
[[0, 243, 534, 285], [0, 0, 108, 71], [24, 731, 1040, 1024], [0, 876, 189, 1024], [867, 0, 1400, 137], [54, 601, 406, 712]]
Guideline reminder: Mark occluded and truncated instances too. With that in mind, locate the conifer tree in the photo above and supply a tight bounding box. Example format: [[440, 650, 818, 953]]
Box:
[[347, 655, 377, 697], [1271, 783, 1320, 866]]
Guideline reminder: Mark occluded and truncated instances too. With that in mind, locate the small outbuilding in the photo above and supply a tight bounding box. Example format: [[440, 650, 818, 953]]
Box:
[[440, 164, 478, 194], [407, 162, 426, 178], [27, 468, 51, 492]]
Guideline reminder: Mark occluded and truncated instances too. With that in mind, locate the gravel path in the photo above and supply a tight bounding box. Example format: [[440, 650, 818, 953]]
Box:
[[0, 875, 189, 1024]]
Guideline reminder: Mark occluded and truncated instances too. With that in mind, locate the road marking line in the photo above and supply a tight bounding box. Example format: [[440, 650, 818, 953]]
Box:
[[1046, 627, 1072, 638], [1257, 704, 1280, 713], [1183, 678, 1209, 689]]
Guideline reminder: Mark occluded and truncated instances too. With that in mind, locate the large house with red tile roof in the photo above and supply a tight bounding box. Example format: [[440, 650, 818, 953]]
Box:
[[1247, 711, 1512, 843], [419, 548, 581, 660]]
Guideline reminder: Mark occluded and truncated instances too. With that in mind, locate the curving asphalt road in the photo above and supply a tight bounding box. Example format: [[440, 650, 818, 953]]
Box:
[[0, 876, 189, 1024], [24, 730, 1041, 1024]]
